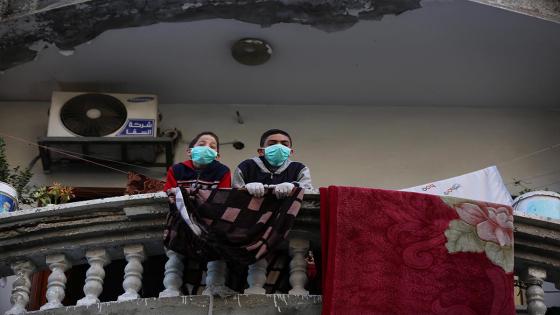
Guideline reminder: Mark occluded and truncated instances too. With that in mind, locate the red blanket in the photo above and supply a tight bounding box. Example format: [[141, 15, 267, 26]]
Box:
[[320, 186, 515, 315]]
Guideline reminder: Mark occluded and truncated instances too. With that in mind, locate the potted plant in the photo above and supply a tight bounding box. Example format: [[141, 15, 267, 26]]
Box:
[[0, 137, 33, 213], [511, 179, 560, 220], [32, 182, 75, 206]]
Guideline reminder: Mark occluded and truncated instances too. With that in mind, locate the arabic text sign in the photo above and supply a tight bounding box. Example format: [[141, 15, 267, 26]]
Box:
[[119, 119, 155, 136]]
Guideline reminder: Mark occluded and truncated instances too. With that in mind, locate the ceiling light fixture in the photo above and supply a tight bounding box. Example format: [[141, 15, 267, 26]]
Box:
[[231, 38, 272, 66]]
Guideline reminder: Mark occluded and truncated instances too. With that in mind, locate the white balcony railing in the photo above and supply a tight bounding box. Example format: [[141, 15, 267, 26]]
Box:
[[0, 192, 558, 315], [0, 192, 321, 315]]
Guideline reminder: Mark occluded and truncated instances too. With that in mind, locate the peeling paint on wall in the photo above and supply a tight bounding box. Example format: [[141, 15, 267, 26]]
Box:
[[0, 0, 422, 70]]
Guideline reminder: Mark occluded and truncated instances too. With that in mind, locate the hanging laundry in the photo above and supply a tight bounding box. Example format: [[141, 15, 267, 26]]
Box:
[[164, 187, 305, 265], [320, 186, 515, 315]]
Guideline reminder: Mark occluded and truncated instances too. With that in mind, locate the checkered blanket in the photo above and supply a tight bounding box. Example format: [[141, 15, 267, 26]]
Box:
[[164, 187, 304, 265]]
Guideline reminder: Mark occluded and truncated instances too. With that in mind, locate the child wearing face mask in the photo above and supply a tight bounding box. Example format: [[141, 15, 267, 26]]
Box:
[[164, 131, 233, 296], [164, 131, 231, 192], [232, 128, 313, 198], [231, 129, 313, 295]]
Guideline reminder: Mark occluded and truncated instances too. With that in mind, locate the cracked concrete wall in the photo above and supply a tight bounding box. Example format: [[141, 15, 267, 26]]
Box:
[[0, 0, 421, 70]]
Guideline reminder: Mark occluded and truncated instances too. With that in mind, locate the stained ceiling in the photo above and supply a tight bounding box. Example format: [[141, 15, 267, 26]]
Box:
[[0, 0, 559, 107]]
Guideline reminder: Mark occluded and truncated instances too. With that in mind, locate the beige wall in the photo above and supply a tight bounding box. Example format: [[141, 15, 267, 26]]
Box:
[[1, 102, 560, 194]]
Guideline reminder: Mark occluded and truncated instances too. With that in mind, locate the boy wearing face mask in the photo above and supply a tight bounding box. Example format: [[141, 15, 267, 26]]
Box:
[[232, 129, 313, 198], [164, 131, 231, 192], [231, 129, 312, 295]]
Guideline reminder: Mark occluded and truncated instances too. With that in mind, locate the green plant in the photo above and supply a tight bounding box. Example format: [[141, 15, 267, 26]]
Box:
[[32, 182, 75, 206], [0, 137, 33, 204]]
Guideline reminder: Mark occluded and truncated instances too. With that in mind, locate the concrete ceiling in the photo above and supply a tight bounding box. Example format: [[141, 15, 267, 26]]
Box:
[[0, 0, 559, 106]]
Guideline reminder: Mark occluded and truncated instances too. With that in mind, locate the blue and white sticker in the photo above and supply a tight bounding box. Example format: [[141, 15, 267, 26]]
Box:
[[118, 119, 155, 136]]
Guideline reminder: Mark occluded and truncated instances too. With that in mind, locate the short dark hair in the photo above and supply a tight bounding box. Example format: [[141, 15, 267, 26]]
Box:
[[189, 131, 220, 152], [259, 129, 292, 147]]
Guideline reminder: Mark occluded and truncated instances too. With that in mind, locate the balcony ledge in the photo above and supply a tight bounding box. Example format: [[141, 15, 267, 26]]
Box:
[[0, 192, 320, 278], [26, 294, 322, 315], [1, 191, 559, 315]]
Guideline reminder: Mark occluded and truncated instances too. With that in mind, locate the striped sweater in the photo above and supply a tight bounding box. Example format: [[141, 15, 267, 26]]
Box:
[[163, 160, 231, 191]]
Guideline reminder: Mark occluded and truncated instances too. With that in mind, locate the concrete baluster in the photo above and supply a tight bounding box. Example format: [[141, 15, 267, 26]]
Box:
[[159, 248, 184, 298], [203, 260, 235, 296], [523, 266, 547, 315], [5, 260, 35, 315], [244, 259, 268, 294], [77, 248, 109, 306], [288, 239, 309, 295], [40, 254, 71, 310], [118, 244, 146, 301]]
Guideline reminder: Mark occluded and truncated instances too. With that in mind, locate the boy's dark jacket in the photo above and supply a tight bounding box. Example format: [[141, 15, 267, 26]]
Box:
[[232, 156, 313, 189]]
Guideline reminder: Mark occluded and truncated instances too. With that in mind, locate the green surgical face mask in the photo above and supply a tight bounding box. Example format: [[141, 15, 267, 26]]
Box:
[[264, 144, 291, 166], [191, 146, 217, 165]]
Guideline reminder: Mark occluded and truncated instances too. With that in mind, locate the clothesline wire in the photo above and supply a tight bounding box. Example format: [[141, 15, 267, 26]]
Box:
[[2, 132, 560, 187], [535, 179, 560, 190], [496, 142, 560, 168], [509, 176, 560, 190], [495, 142, 560, 189], [505, 167, 560, 185], [0, 132, 157, 177], [48, 144, 159, 172]]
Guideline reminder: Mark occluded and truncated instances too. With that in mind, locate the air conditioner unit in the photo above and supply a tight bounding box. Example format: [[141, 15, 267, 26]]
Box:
[[48, 91, 158, 137], [46, 91, 160, 164]]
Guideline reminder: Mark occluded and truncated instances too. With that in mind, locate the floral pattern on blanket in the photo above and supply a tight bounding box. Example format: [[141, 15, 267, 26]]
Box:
[[443, 199, 514, 273]]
